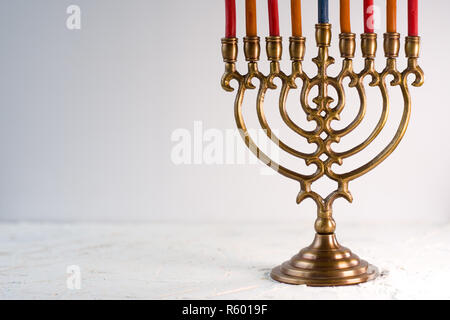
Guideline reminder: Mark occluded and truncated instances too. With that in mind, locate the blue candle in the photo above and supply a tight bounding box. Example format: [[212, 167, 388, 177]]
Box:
[[318, 0, 329, 23]]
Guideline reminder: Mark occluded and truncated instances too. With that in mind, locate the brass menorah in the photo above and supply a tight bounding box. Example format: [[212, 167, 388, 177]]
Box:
[[220, 24, 424, 287]]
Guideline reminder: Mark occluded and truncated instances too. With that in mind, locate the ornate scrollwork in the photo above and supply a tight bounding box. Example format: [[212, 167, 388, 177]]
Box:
[[221, 26, 423, 235]]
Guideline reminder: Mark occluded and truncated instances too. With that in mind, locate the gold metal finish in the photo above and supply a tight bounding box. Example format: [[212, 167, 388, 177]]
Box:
[[289, 37, 306, 61], [315, 23, 332, 47], [244, 36, 261, 62], [220, 24, 424, 286], [405, 36, 420, 58], [339, 33, 356, 58], [271, 234, 377, 286], [266, 36, 283, 61], [361, 33, 377, 58], [384, 32, 400, 58], [221, 37, 238, 63]]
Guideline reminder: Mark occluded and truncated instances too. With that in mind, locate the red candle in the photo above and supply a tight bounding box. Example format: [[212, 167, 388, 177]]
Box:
[[225, 0, 236, 38], [364, 0, 374, 33], [408, 0, 419, 36], [268, 0, 280, 36]]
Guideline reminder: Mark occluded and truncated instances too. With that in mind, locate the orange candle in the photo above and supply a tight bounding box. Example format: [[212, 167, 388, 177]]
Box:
[[246, 0, 257, 36], [387, 0, 397, 33], [291, 0, 302, 37], [340, 0, 351, 33]]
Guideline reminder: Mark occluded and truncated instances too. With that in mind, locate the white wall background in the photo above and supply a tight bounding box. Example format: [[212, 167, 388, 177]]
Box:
[[0, 0, 448, 225]]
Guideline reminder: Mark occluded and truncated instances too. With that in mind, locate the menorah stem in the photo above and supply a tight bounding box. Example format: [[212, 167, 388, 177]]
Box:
[[291, 61, 303, 76], [315, 209, 336, 235], [272, 24, 378, 286], [269, 61, 280, 74]]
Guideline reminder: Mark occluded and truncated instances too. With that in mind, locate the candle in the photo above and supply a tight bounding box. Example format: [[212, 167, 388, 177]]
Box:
[[246, 0, 257, 37], [318, 0, 329, 24], [364, 0, 375, 33], [340, 0, 351, 33], [291, 0, 302, 37], [268, 0, 280, 36], [408, 0, 418, 36], [225, 0, 236, 38], [387, 0, 397, 33]]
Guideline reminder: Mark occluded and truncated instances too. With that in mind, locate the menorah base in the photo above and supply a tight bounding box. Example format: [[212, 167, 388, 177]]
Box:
[[270, 234, 378, 287]]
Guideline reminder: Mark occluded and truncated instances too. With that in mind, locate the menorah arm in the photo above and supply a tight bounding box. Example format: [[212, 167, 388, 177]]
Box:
[[403, 36, 425, 87], [279, 75, 323, 140], [264, 36, 322, 143], [257, 62, 318, 160], [335, 35, 424, 182], [339, 96, 409, 182], [331, 58, 388, 160], [234, 82, 319, 182], [329, 59, 366, 137], [221, 37, 322, 182]]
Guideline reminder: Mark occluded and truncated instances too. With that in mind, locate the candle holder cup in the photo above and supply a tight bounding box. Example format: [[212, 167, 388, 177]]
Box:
[[220, 24, 424, 286]]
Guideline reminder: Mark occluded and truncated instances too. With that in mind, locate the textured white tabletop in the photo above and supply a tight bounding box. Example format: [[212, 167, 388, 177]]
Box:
[[0, 221, 449, 300]]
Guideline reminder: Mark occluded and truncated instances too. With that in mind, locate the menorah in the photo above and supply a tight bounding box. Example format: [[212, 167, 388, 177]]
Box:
[[220, 24, 424, 286]]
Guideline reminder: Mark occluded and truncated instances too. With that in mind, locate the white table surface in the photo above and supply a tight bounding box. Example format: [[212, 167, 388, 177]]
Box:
[[0, 221, 449, 300]]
